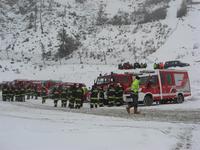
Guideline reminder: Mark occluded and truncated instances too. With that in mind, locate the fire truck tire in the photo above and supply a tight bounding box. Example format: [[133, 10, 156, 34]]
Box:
[[144, 95, 153, 106], [176, 94, 184, 104]]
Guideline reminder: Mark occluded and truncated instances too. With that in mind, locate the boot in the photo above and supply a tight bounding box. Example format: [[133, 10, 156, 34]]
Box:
[[126, 107, 130, 114], [54, 100, 57, 107], [42, 98, 45, 104], [95, 104, 98, 108], [90, 104, 94, 109], [134, 107, 140, 114], [99, 103, 104, 107], [69, 103, 74, 109]]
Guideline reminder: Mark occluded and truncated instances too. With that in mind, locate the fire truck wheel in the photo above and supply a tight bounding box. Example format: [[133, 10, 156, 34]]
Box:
[[144, 95, 153, 106], [176, 94, 184, 104]]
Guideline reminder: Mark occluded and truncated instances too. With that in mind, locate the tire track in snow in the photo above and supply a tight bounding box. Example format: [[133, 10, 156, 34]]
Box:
[[172, 127, 194, 150], [5, 100, 200, 124]]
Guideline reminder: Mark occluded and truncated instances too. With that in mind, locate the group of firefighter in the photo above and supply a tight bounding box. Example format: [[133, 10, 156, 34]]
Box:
[[90, 83, 124, 108], [47, 84, 86, 109], [47, 83, 124, 109], [1, 82, 124, 109], [1, 84, 39, 102]]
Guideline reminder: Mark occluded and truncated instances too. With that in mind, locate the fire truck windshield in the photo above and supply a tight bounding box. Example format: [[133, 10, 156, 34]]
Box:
[[140, 76, 149, 85], [140, 75, 158, 85]]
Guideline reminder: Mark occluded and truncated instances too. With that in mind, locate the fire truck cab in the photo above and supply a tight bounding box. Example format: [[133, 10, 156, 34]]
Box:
[[124, 69, 191, 106], [95, 72, 133, 91]]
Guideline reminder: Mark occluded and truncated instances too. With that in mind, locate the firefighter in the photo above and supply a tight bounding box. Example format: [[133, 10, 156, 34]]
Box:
[[41, 86, 48, 104], [144, 63, 147, 68], [17, 85, 22, 102], [14, 86, 20, 102], [99, 87, 105, 107], [68, 86, 73, 108], [75, 84, 84, 109], [60, 87, 67, 107], [31, 86, 34, 99], [81, 86, 88, 107], [2, 84, 8, 101], [21, 86, 26, 102], [90, 85, 99, 108], [6, 85, 11, 102], [8, 85, 14, 102], [115, 83, 124, 106], [53, 86, 61, 107], [50, 87, 56, 106], [126, 75, 140, 114], [63, 86, 70, 108], [68, 84, 76, 109], [26, 85, 32, 100], [34, 85, 38, 100], [18, 86, 22, 102], [107, 84, 116, 107]]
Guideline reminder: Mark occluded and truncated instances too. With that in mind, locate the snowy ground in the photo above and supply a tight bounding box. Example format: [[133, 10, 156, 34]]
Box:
[[0, 100, 200, 150]]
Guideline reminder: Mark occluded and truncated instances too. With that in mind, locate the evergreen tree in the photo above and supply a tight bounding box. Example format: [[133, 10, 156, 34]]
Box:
[[57, 28, 80, 59]]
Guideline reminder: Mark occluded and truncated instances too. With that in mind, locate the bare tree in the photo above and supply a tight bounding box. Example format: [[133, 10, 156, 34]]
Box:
[[132, 46, 137, 63], [34, 4, 38, 32], [39, 1, 44, 34], [96, 3, 108, 25], [48, 0, 54, 11], [40, 41, 46, 65], [103, 51, 107, 65], [5, 45, 11, 59], [78, 51, 83, 64], [28, 13, 34, 29]]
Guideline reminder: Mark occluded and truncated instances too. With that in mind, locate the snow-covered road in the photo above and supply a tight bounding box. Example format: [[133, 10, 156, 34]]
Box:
[[0, 100, 200, 150]]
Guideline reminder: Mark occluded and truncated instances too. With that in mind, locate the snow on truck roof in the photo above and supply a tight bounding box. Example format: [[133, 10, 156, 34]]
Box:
[[98, 69, 188, 78], [158, 69, 187, 72], [140, 69, 188, 77]]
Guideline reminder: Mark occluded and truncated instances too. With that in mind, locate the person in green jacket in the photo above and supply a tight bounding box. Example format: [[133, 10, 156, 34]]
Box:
[[126, 75, 140, 114]]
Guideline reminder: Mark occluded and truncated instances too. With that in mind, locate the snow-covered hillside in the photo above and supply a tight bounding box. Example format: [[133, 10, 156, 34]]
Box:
[[0, 0, 180, 65], [149, 0, 200, 63], [0, 0, 200, 85]]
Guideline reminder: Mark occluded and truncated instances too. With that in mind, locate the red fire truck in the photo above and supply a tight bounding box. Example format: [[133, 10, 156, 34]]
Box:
[[94, 72, 133, 91], [124, 69, 191, 106]]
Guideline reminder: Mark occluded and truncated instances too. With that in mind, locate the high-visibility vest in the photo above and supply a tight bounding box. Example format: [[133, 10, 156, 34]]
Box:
[[131, 79, 140, 93]]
